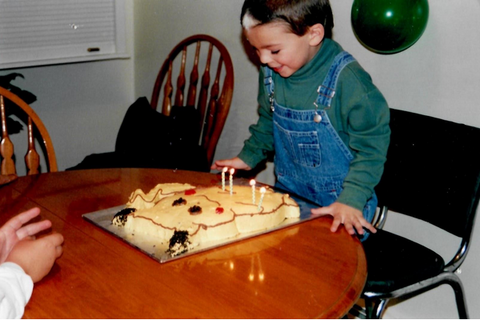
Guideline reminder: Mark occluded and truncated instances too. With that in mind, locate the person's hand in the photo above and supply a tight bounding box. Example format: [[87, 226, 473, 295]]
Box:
[[0, 207, 53, 263], [311, 202, 376, 236], [211, 157, 251, 171], [6, 233, 64, 283]]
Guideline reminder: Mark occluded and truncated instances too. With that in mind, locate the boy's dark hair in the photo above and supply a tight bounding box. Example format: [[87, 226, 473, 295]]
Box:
[[241, 0, 334, 38]]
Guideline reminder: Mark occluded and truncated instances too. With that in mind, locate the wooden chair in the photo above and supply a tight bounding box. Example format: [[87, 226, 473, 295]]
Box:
[[351, 108, 480, 318], [0, 86, 57, 176], [150, 34, 234, 167]]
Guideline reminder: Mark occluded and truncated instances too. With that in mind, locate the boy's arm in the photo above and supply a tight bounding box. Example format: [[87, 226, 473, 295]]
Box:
[[0, 262, 33, 319], [334, 67, 391, 212], [238, 68, 275, 169]]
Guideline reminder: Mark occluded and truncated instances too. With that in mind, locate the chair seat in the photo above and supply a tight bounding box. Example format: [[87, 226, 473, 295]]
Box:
[[362, 229, 445, 293]]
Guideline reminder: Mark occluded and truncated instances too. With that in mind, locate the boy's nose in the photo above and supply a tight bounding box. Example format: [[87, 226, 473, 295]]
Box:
[[258, 52, 272, 65]]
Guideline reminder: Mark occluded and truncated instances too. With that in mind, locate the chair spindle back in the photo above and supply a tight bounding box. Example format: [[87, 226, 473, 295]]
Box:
[[0, 86, 57, 175], [151, 34, 234, 167]]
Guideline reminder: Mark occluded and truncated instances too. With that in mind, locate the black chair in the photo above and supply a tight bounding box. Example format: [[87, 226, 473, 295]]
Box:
[[356, 108, 480, 318]]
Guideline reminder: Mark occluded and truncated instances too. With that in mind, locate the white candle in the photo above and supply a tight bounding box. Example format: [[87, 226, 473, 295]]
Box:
[[250, 179, 256, 204], [222, 167, 228, 191], [258, 187, 266, 211], [229, 168, 235, 195]]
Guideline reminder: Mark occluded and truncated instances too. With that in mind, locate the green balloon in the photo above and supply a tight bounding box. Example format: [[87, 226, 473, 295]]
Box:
[[351, 0, 429, 54]]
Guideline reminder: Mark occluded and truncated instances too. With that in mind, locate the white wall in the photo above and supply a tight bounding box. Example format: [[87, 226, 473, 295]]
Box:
[[132, 1, 480, 318], [3, 59, 135, 174], [0, 1, 136, 174]]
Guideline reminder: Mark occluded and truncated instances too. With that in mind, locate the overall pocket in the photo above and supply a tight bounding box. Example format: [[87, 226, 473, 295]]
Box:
[[274, 120, 322, 168]]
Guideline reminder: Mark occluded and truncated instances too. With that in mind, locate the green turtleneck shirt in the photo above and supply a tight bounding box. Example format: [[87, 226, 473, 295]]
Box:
[[238, 38, 390, 211]]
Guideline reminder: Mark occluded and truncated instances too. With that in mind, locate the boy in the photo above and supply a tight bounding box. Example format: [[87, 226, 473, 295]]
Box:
[[212, 0, 390, 239]]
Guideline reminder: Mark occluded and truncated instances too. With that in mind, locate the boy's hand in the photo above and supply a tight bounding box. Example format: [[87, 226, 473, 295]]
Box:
[[6, 233, 64, 283], [211, 157, 251, 171], [0, 207, 53, 263], [311, 202, 376, 237]]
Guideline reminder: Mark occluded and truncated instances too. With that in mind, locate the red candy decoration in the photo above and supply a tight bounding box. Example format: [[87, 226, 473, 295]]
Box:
[[215, 207, 224, 214], [185, 189, 196, 195]]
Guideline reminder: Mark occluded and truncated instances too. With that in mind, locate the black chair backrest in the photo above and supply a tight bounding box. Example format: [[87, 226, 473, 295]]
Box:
[[375, 108, 480, 237]]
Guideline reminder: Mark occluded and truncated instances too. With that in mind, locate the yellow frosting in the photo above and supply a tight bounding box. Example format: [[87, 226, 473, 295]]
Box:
[[121, 183, 300, 247]]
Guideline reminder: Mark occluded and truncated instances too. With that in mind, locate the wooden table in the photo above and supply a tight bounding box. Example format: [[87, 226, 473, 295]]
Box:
[[0, 168, 366, 318]]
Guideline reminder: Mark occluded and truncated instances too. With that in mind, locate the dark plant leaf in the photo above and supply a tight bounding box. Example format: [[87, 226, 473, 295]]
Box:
[[0, 72, 37, 104], [0, 72, 34, 136]]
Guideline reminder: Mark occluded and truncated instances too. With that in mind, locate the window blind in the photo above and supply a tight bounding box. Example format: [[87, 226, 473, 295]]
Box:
[[0, 0, 128, 69]]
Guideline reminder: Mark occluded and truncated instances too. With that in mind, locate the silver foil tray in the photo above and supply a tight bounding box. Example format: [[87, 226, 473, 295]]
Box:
[[83, 188, 319, 263]]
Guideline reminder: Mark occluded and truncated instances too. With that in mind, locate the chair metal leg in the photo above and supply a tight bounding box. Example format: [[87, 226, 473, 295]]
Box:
[[365, 298, 389, 319], [348, 303, 367, 319], [364, 273, 469, 319], [445, 275, 469, 318]]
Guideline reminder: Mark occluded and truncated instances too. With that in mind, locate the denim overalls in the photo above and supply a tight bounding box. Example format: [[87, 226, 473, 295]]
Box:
[[264, 51, 377, 238]]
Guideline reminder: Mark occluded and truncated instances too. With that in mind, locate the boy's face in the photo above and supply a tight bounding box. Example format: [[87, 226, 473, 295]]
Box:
[[244, 22, 321, 78]]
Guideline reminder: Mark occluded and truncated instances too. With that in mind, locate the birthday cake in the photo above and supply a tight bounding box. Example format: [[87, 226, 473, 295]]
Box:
[[112, 182, 300, 257]]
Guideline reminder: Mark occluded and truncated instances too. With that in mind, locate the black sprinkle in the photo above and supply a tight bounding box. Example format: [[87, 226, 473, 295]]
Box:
[[112, 208, 136, 226], [172, 197, 187, 206], [168, 230, 189, 248], [114, 207, 136, 217], [188, 205, 202, 215], [165, 230, 191, 256]]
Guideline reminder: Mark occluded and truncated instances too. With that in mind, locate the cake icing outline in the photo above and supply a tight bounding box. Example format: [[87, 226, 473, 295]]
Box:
[[112, 182, 300, 257]]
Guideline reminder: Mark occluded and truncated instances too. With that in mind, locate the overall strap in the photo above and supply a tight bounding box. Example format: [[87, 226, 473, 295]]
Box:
[[263, 66, 276, 111], [263, 66, 274, 95], [315, 51, 356, 108]]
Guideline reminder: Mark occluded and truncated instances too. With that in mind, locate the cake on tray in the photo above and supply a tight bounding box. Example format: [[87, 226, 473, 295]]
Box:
[[112, 182, 300, 257]]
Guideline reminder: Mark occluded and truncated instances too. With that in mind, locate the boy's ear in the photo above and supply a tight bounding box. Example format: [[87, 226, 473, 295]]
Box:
[[308, 23, 325, 46]]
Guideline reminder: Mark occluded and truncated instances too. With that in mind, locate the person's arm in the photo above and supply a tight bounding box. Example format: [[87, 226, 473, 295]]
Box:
[[237, 68, 275, 169], [212, 68, 274, 172], [334, 65, 390, 211], [311, 64, 390, 236], [6, 234, 64, 283], [0, 262, 33, 319], [0, 207, 52, 264]]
